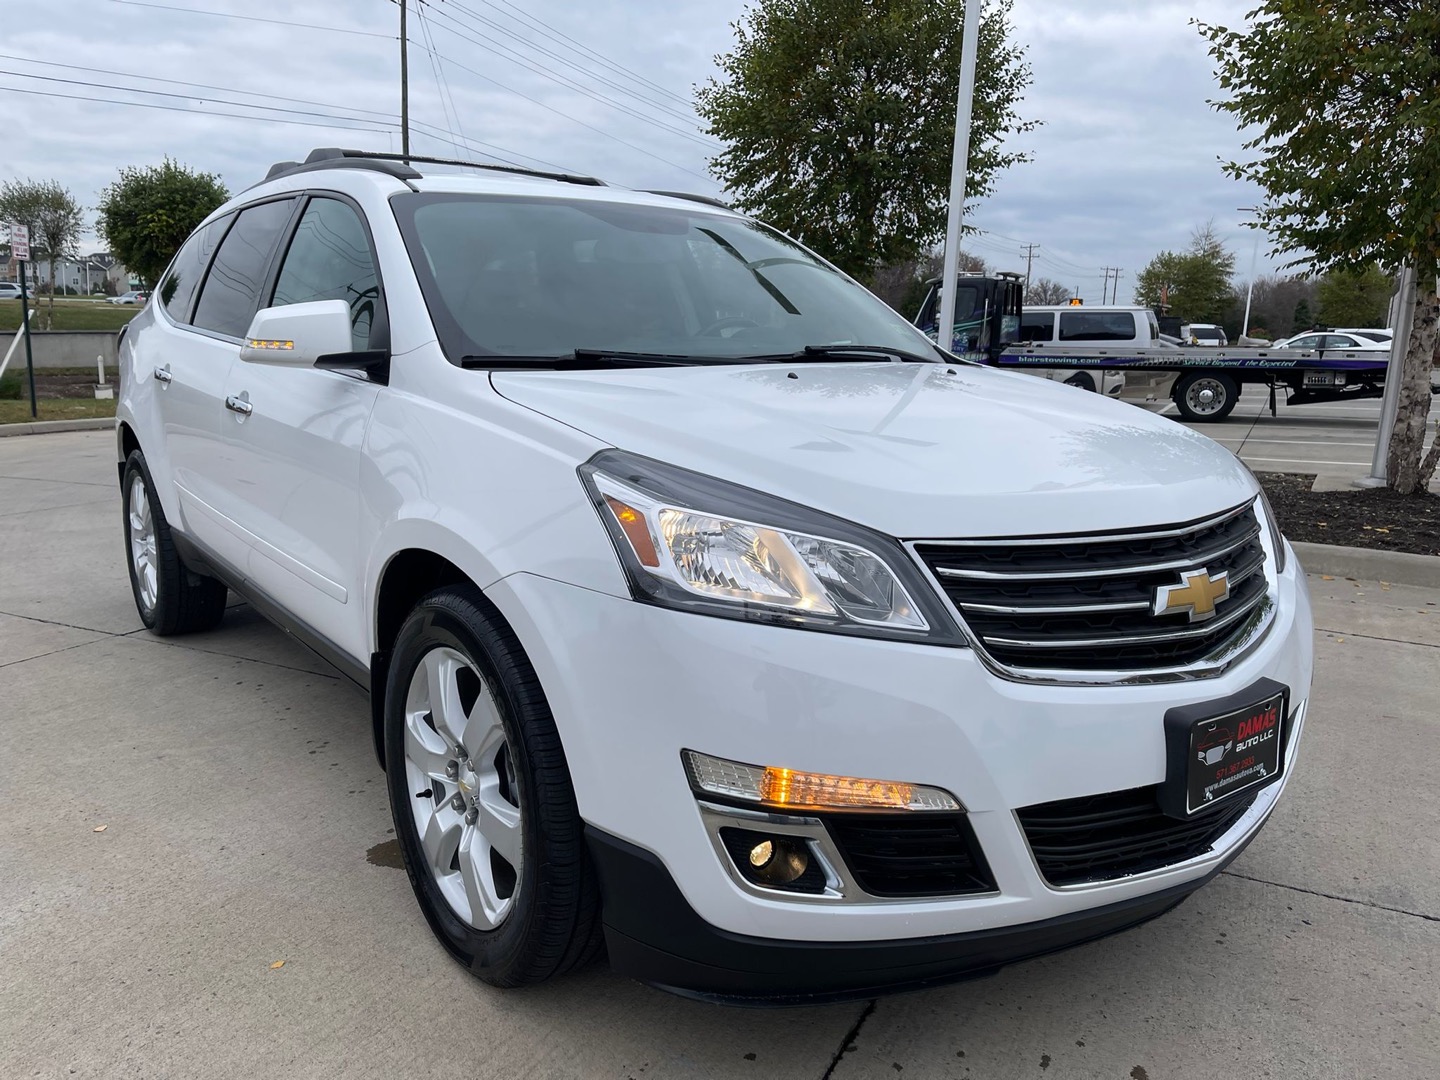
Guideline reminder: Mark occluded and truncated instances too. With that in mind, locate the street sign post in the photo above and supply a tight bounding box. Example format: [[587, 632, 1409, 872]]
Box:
[[8, 223, 38, 418]]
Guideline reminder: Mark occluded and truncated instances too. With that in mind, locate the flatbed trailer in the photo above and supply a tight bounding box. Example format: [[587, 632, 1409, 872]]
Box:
[[991, 343, 1391, 421], [912, 273, 1411, 421]]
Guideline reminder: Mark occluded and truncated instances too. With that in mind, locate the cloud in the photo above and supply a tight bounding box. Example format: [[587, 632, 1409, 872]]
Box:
[[3, 0, 1280, 297]]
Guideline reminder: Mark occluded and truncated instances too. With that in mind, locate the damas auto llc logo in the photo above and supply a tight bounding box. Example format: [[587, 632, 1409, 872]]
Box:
[[1235, 702, 1279, 753]]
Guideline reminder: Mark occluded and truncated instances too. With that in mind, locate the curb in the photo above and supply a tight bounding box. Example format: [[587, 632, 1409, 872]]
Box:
[[1293, 540, 1440, 590], [0, 417, 116, 437]]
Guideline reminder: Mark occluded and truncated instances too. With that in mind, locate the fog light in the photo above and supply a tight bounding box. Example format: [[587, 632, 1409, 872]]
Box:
[[720, 828, 825, 893]]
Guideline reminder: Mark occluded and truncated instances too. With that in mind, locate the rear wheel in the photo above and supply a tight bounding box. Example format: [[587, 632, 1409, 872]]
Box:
[[1173, 372, 1239, 421], [122, 450, 228, 635], [385, 585, 602, 987]]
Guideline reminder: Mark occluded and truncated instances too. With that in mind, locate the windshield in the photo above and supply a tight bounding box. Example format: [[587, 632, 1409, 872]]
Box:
[[391, 193, 937, 363]]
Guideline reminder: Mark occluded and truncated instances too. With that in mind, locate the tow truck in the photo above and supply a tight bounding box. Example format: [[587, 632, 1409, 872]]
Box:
[[913, 273, 1404, 421]]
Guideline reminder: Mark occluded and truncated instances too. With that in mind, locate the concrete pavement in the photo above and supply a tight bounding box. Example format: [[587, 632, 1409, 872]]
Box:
[[2, 431, 1437, 1079]]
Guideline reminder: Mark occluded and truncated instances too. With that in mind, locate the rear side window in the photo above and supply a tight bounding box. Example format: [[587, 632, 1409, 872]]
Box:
[[1059, 311, 1137, 341], [192, 199, 295, 339], [1019, 311, 1054, 341], [158, 215, 230, 323], [1147, 310, 1161, 342], [271, 198, 382, 351]]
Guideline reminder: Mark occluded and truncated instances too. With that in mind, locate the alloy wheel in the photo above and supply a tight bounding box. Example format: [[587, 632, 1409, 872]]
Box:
[[127, 475, 158, 614], [403, 646, 523, 930]]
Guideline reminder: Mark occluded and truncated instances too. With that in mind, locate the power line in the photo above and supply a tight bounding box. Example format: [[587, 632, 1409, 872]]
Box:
[[0, 51, 567, 173], [467, 0, 693, 109], [422, 3, 718, 150], [105, 0, 395, 39], [415, 4, 468, 158], [417, 42, 713, 181], [0, 84, 391, 134], [442, 0, 707, 131]]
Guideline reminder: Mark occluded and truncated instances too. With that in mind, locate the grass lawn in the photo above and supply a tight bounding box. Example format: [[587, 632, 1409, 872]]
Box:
[[0, 299, 142, 332], [0, 398, 117, 424]]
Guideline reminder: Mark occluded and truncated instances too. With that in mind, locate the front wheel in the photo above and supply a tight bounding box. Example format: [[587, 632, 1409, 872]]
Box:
[[1063, 372, 1096, 392], [385, 585, 601, 987], [1173, 372, 1239, 421]]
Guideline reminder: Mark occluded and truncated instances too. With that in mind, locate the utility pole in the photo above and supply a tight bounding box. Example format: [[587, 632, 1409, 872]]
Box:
[[399, 0, 410, 158], [936, 0, 982, 356], [1020, 243, 1039, 299], [1110, 269, 1122, 304], [1100, 267, 1114, 303]]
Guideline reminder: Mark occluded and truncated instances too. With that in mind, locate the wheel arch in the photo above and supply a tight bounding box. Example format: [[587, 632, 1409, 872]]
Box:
[[117, 420, 141, 486]]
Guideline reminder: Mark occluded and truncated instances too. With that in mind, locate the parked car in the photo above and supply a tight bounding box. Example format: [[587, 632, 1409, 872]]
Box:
[[1180, 323, 1228, 346], [1331, 328, 1393, 344], [0, 282, 24, 302], [1275, 332, 1388, 351], [115, 148, 1313, 1003], [110, 291, 148, 305]]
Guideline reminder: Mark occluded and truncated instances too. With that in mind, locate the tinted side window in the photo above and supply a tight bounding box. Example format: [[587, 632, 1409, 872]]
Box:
[[158, 215, 230, 323], [192, 199, 295, 339], [271, 198, 381, 350], [1059, 311, 1137, 341], [1019, 312, 1054, 342], [1288, 334, 1320, 349]]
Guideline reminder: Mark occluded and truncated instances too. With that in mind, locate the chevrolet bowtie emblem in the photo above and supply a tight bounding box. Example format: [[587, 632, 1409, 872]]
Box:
[[1154, 567, 1230, 622]]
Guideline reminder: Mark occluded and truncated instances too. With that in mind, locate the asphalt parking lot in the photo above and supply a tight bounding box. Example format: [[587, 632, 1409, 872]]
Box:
[[1127, 378, 1440, 479], [3, 430, 1438, 1079]]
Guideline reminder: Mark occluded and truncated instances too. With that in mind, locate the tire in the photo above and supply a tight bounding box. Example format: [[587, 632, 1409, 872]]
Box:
[[1173, 371, 1239, 422], [121, 450, 228, 635], [1063, 372, 1096, 392], [385, 585, 602, 987]]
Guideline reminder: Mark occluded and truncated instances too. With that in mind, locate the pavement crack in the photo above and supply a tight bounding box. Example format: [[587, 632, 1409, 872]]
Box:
[[133, 636, 344, 680], [0, 609, 127, 635], [0, 473, 114, 489], [1222, 870, 1439, 923], [0, 637, 111, 670], [820, 999, 876, 1080], [1315, 627, 1439, 651]]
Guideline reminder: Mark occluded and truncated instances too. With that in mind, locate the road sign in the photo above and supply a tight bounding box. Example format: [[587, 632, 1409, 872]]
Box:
[[8, 224, 29, 261]]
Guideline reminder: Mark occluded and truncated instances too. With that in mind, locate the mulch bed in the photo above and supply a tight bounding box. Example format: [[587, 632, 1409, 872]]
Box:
[[1257, 472, 1440, 557]]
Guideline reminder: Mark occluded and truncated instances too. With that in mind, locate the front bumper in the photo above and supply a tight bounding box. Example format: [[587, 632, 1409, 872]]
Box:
[[486, 550, 1312, 993], [587, 819, 1253, 1004]]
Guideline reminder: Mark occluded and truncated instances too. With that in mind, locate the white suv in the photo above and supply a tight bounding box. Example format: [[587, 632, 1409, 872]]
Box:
[[116, 149, 1313, 1003]]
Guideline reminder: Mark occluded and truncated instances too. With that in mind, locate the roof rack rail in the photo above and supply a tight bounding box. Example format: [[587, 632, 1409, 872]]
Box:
[[281, 148, 605, 187], [644, 189, 731, 210]]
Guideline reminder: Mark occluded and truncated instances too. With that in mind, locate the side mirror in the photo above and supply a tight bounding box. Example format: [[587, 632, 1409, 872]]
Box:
[[240, 300, 355, 366]]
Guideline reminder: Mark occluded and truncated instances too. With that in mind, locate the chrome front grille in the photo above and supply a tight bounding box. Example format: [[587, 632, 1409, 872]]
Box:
[[913, 501, 1271, 676]]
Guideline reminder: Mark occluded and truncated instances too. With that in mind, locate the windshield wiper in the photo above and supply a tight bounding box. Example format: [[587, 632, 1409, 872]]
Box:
[[738, 344, 944, 365], [460, 350, 743, 370]]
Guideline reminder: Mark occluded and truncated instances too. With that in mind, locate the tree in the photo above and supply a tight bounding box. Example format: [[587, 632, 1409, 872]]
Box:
[[0, 179, 86, 330], [869, 248, 984, 314], [96, 159, 229, 293], [1199, 3, 1440, 494], [1133, 224, 1236, 322], [697, 0, 1035, 281], [1291, 299, 1312, 334], [1316, 266, 1393, 329], [1025, 277, 1070, 305]]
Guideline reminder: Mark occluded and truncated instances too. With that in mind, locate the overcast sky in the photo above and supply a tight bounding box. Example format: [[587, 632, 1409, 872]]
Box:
[[2, 0, 1280, 303]]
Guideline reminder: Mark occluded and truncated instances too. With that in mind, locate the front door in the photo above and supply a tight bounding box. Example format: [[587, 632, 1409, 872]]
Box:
[[217, 195, 384, 660]]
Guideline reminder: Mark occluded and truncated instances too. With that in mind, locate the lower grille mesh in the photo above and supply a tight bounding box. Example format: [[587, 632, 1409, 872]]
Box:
[[1016, 786, 1260, 886], [823, 814, 995, 898]]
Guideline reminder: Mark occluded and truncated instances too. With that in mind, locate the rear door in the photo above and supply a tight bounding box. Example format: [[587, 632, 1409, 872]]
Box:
[[164, 197, 298, 573], [216, 194, 384, 658]]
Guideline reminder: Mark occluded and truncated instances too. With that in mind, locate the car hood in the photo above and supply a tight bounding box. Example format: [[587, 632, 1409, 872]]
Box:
[[491, 362, 1257, 538]]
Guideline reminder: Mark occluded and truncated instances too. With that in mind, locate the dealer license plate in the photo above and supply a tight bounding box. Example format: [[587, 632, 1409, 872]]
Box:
[[1162, 681, 1287, 818]]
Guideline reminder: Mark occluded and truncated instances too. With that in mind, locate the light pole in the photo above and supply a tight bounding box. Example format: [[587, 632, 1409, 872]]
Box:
[[1237, 207, 1260, 340], [936, 0, 982, 355]]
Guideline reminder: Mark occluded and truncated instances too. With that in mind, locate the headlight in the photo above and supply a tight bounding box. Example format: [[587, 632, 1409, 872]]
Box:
[[579, 450, 962, 643], [1240, 462, 1288, 575]]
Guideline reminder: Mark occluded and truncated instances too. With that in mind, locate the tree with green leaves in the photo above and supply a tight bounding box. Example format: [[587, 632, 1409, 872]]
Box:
[[1316, 266, 1393, 329], [696, 0, 1034, 282], [0, 179, 86, 330], [1291, 299, 1312, 334], [1133, 224, 1237, 323], [96, 159, 229, 293], [1199, 3, 1440, 494]]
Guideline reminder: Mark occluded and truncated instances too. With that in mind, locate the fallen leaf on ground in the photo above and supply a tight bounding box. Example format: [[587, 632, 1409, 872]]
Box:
[[1320, 575, 1335, 581], [1335, 637, 1346, 643], [93, 825, 107, 833], [269, 960, 285, 969]]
